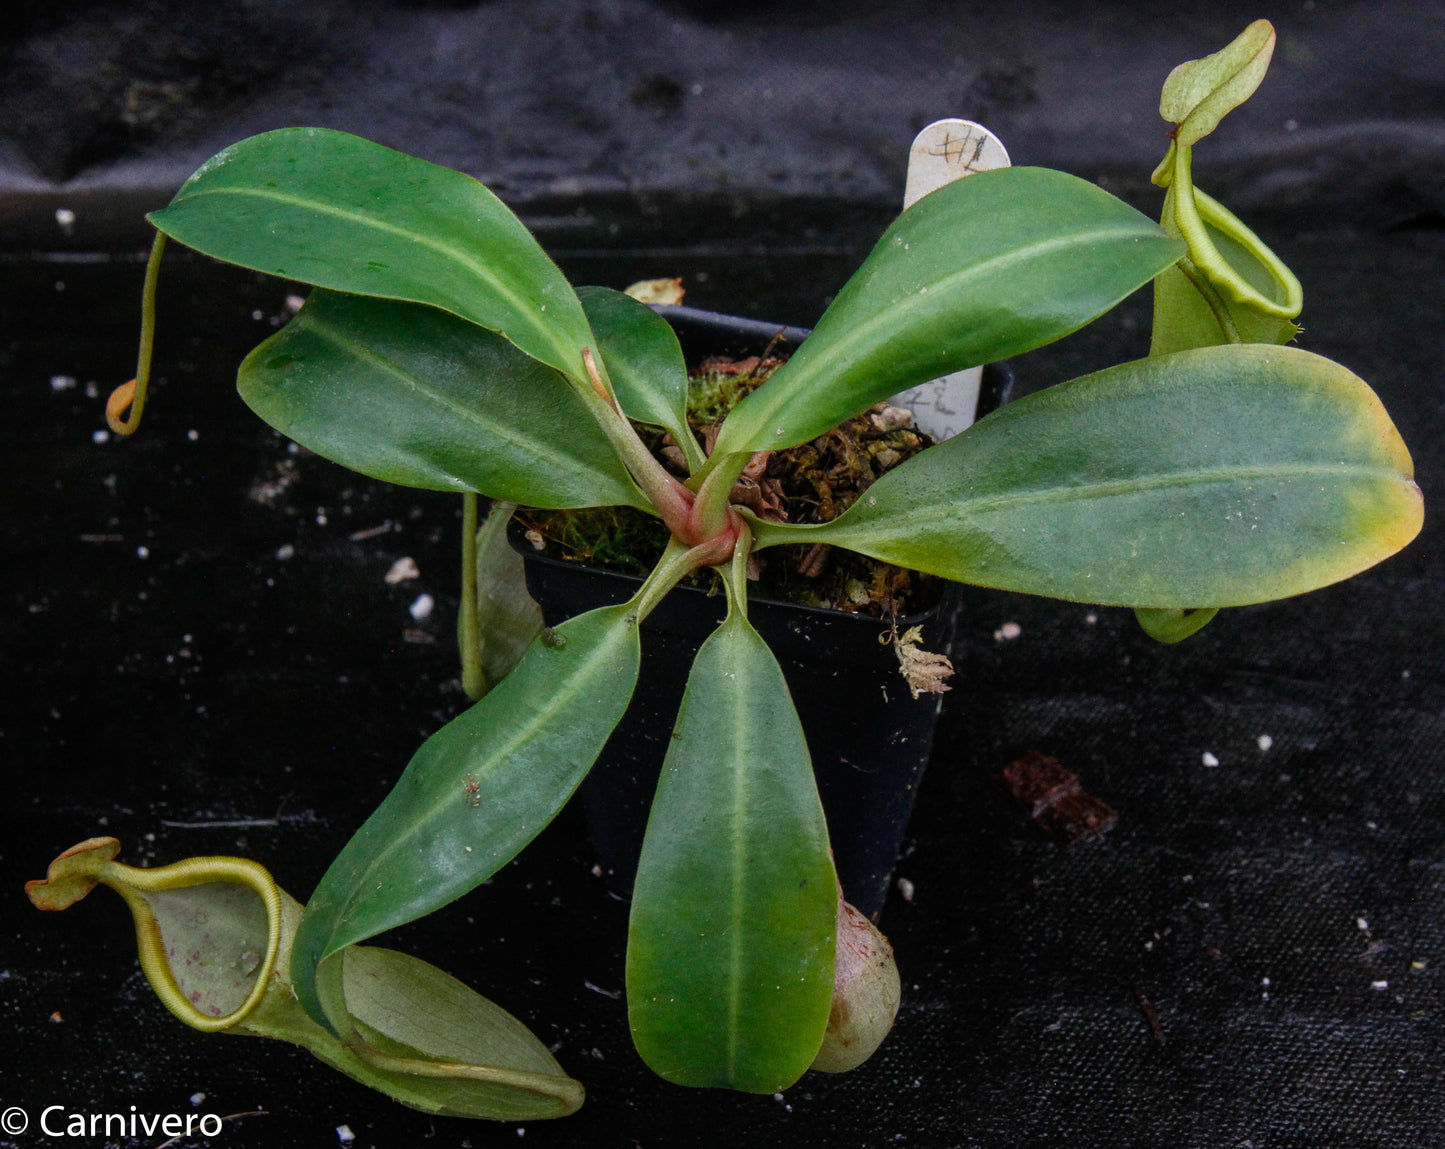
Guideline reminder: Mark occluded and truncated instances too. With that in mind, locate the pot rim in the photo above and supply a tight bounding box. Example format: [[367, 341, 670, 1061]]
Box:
[[510, 519, 954, 628]]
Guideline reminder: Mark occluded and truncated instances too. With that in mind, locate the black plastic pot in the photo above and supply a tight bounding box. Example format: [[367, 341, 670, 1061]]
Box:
[[518, 308, 1013, 919], [521, 545, 961, 920]]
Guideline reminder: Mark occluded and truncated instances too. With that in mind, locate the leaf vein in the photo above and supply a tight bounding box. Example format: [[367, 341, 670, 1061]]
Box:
[[175, 184, 574, 377], [792, 223, 1160, 388], [865, 461, 1402, 532], [300, 310, 601, 489]]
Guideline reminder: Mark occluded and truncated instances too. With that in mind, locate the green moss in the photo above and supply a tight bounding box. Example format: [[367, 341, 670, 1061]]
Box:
[[687, 366, 756, 426], [516, 505, 671, 579]]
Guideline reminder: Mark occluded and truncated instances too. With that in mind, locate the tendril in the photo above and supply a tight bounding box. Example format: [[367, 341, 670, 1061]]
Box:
[[106, 230, 168, 435]]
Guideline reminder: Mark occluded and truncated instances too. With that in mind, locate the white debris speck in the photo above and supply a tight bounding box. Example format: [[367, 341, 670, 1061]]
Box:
[[385, 557, 420, 584], [525, 529, 545, 550], [1371, 980, 1389, 990], [92, 429, 110, 444], [50, 374, 77, 391], [1202, 751, 1220, 768], [1285, 118, 1299, 132], [336, 1125, 355, 1144], [275, 544, 295, 561], [1084, 612, 1098, 625], [1357, 917, 1370, 931], [251, 309, 265, 321], [285, 294, 305, 314], [55, 207, 77, 234], [409, 593, 435, 621], [994, 621, 1021, 641], [189, 1092, 205, 1106], [1262, 977, 1271, 987], [136, 545, 150, 559], [896, 877, 915, 902], [1257, 734, 1274, 751], [187, 429, 199, 441]]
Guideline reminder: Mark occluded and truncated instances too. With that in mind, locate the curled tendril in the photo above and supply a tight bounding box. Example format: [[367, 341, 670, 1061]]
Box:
[[106, 230, 168, 435], [105, 379, 139, 432]]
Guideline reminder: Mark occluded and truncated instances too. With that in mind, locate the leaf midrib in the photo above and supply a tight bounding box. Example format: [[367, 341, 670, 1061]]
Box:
[[170, 184, 576, 378], [295, 308, 623, 496], [746, 222, 1159, 427], [850, 461, 1402, 534], [724, 634, 748, 1080]]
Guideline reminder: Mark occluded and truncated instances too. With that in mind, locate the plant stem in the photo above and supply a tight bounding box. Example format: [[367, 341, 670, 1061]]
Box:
[[458, 493, 485, 700], [106, 230, 168, 435], [689, 449, 753, 538], [578, 347, 697, 538], [628, 526, 745, 623], [720, 517, 754, 623]]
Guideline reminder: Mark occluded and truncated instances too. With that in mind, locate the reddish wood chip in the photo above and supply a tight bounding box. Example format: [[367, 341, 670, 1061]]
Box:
[[997, 750, 1118, 846]]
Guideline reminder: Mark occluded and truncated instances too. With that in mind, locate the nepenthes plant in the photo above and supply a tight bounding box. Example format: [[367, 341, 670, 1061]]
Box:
[[28, 21, 1421, 1118]]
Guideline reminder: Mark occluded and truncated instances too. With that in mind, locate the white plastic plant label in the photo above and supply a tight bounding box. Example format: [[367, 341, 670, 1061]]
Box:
[[890, 119, 1011, 441]]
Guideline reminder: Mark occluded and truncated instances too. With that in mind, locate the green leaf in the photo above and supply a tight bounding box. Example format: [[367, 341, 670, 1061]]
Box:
[[249, 904, 583, 1119], [578, 286, 704, 474], [1161, 20, 1275, 147], [292, 602, 642, 1025], [626, 612, 836, 1092], [238, 290, 644, 509], [757, 344, 1422, 608], [334, 946, 583, 1119], [470, 502, 545, 694], [713, 167, 1184, 454], [343, 945, 564, 1080], [150, 128, 595, 389], [1134, 607, 1219, 644]]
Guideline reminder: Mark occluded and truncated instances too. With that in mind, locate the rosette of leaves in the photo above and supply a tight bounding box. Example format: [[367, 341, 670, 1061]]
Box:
[[63, 21, 1421, 1105]]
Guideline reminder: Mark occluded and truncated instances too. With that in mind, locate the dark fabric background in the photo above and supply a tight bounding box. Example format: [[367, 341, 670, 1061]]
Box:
[[2, 4, 1441, 1147]]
